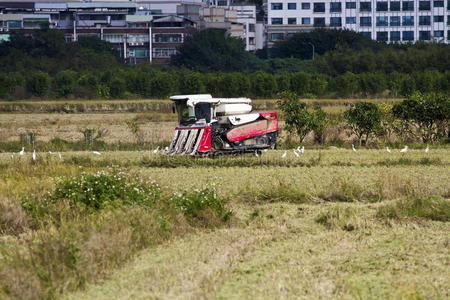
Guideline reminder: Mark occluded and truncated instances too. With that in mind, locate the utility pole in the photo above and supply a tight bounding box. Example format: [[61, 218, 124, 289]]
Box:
[[308, 42, 314, 60]]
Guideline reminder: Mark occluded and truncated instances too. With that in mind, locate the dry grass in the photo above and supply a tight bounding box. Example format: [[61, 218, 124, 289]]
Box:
[[0, 148, 449, 299]]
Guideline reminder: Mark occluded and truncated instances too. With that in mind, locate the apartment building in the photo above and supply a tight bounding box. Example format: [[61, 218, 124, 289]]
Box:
[[267, 0, 450, 43]]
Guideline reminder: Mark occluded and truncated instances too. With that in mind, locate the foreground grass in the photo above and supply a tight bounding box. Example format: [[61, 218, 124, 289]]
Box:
[[0, 149, 449, 299], [65, 202, 450, 300]]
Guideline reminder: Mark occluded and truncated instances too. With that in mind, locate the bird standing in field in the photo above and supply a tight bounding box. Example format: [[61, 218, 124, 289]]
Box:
[[400, 146, 409, 153], [352, 144, 357, 152], [424, 145, 429, 153], [293, 150, 299, 157], [281, 151, 287, 158], [32, 150, 36, 161], [152, 146, 160, 154], [92, 151, 101, 155], [255, 150, 260, 157], [19, 147, 25, 156], [386, 147, 391, 153], [58, 152, 62, 160]]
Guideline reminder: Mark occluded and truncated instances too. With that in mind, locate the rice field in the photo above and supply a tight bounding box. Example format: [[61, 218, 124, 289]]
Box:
[[0, 100, 449, 299]]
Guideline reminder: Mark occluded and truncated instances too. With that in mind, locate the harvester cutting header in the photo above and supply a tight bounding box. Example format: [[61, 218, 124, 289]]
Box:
[[167, 94, 279, 156]]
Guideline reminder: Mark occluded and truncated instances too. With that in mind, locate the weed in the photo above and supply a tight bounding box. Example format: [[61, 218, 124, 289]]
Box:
[[315, 205, 362, 230], [172, 187, 232, 225], [377, 195, 450, 222]]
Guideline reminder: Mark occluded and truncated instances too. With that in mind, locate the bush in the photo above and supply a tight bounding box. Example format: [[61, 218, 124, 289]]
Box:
[[344, 102, 382, 145], [52, 171, 160, 210], [172, 187, 231, 223], [377, 196, 450, 222]]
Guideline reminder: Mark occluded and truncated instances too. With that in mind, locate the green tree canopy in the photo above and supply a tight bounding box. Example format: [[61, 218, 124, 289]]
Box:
[[170, 29, 264, 72]]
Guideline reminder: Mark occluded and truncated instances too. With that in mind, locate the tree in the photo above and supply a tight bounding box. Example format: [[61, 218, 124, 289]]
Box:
[[271, 28, 382, 59], [54, 70, 78, 97], [392, 92, 450, 143], [344, 102, 382, 145], [277, 92, 319, 143], [26, 72, 51, 97], [170, 29, 264, 72]]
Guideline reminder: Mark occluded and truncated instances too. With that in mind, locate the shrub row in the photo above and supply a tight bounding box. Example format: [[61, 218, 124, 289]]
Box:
[[1, 69, 449, 100]]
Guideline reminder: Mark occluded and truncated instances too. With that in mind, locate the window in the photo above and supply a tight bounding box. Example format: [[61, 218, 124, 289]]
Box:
[[103, 34, 124, 43], [419, 1, 431, 10], [153, 48, 177, 58], [419, 31, 431, 40], [346, 17, 356, 24], [390, 16, 400, 26], [390, 31, 401, 41], [376, 2, 388, 11], [434, 30, 444, 37], [434, 15, 444, 22], [330, 2, 342, 12], [330, 17, 342, 26], [249, 24, 255, 32], [287, 33, 295, 38], [270, 33, 284, 40], [271, 18, 283, 24], [376, 16, 388, 26], [346, 2, 356, 8], [448, 30, 450, 40], [154, 34, 183, 43], [360, 2, 372, 11], [360, 16, 372, 26], [402, 31, 414, 41], [6, 21, 22, 28], [419, 16, 431, 25], [376, 31, 388, 41], [433, 0, 444, 7], [249, 37, 255, 45], [302, 17, 311, 24], [271, 3, 283, 9], [129, 49, 149, 58], [301, 3, 310, 9], [313, 3, 325, 12], [390, 1, 401, 10], [217, 0, 227, 5], [288, 17, 297, 24], [448, 16, 450, 25], [402, 1, 414, 10], [313, 17, 325, 27], [402, 16, 414, 26], [361, 32, 371, 38], [288, 3, 297, 9]]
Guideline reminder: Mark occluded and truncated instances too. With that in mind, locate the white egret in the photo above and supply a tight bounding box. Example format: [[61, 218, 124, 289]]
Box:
[[281, 151, 287, 158], [19, 147, 25, 156], [58, 152, 62, 160], [48, 151, 52, 155], [255, 151, 260, 157], [386, 147, 391, 153], [293, 150, 300, 157], [400, 146, 409, 153], [92, 151, 101, 155], [152, 146, 160, 154], [32, 150, 36, 161], [424, 145, 429, 153], [352, 144, 357, 152]]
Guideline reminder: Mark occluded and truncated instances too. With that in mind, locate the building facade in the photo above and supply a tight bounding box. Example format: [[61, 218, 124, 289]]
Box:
[[267, 0, 450, 43]]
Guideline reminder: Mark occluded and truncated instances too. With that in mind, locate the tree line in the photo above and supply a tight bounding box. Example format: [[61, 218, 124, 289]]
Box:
[[278, 92, 450, 145], [1, 69, 449, 100]]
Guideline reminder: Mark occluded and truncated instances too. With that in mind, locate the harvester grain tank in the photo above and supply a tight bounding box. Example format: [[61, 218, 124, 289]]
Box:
[[167, 94, 279, 156]]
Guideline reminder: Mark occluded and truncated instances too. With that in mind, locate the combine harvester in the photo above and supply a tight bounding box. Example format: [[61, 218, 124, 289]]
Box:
[[167, 94, 279, 157]]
